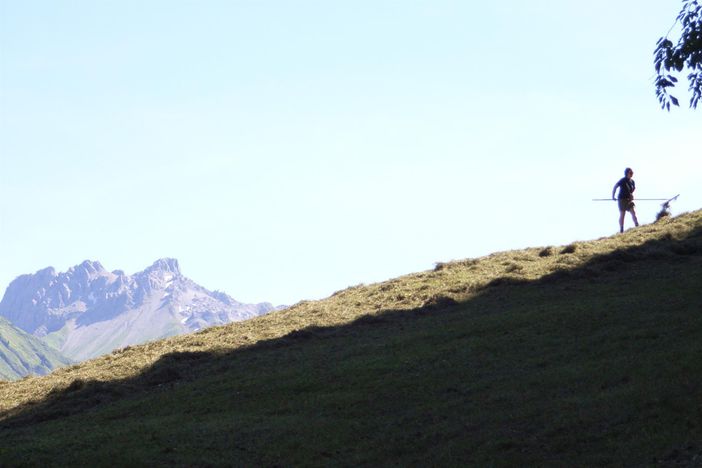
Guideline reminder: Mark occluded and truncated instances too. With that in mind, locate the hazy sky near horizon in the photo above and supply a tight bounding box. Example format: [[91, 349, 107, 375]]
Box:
[[1, 0, 700, 305]]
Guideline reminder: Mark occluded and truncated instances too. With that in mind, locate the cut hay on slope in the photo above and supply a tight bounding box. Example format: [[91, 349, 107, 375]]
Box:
[[1, 210, 700, 417]]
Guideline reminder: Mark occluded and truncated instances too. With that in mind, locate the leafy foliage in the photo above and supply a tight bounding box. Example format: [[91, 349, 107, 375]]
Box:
[[654, 0, 702, 109]]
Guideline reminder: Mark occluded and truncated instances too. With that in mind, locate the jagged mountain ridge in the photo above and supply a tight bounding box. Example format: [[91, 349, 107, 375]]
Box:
[[0, 259, 276, 361]]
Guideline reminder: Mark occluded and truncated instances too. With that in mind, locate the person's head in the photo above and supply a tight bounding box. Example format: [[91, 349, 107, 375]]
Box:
[[624, 167, 633, 178]]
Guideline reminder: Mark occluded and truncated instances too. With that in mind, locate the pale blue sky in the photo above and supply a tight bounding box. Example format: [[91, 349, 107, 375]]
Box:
[[1, 1, 700, 305]]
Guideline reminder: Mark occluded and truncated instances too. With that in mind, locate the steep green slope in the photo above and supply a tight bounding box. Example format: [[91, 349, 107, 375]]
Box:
[[0, 318, 73, 381], [0, 211, 700, 466]]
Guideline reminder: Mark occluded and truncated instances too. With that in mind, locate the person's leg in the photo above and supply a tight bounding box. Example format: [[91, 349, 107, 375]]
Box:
[[630, 207, 639, 227], [617, 199, 627, 232], [619, 210, 625, 233]]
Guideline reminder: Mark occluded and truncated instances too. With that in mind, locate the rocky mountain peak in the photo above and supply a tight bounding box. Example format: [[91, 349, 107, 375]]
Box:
[[68, 260, 110, 282], [145, 258, 181, 276], [36, 266, 57, 278], [0, 258, 277, 361]]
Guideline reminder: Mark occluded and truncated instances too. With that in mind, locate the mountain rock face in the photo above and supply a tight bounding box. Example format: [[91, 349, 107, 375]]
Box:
[[0, 259, 276, 361], [0, 317, 73, 381]]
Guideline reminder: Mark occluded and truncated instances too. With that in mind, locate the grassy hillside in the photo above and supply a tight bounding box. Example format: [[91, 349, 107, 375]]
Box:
[[0, 211, 701, 466], [0, 318, 73, 381]]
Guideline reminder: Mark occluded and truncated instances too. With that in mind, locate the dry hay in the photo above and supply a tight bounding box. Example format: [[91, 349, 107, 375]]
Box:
[[656, 206, 671, 221], [1, 209, 700, 419]]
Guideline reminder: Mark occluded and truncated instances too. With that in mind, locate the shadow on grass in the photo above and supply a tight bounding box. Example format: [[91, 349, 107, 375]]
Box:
[[0, 222, 701, 463]]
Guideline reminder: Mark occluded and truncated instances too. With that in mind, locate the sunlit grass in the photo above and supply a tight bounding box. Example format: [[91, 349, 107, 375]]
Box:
[[1, 212, 698, 410], [0, 210, 700, 465]]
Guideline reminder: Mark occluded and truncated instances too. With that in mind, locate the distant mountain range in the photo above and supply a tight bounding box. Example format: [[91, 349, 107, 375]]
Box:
[[0, 317, 73, 381], [0, 259, 277, 363]]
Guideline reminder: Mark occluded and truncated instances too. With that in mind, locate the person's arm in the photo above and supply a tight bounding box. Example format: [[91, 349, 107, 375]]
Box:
[[612, 181, 619, 200]]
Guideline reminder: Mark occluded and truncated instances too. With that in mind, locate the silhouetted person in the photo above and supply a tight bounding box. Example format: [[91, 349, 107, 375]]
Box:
[[612, 167, 639, 233]]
